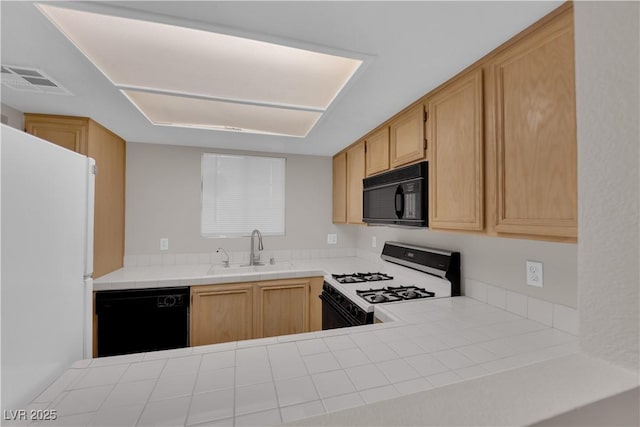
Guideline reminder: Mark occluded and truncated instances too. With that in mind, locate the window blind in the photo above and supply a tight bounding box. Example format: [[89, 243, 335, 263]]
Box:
[[201, 153, 286, 237]]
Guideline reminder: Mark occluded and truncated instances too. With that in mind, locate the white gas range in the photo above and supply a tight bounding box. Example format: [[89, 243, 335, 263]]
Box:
[[320, 242, 460, 328]]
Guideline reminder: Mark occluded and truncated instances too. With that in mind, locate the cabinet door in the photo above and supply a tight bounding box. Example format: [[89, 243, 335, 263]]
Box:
[[390, 105, 426, 167], [255, 279, 309, 338], [24, 114, 88, 154], [346, 141, 365, 224], [365, 127, 390, 176], [332, 152, 347, 223], [489, 9, 577, 239], [308, 277, 323, 332], [190, 283, 254, 346], [87, 121, 126, 278], [428, 68, 484, 231]]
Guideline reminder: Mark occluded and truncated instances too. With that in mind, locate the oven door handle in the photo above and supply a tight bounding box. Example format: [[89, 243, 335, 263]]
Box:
[[319, 293, 361, 326]]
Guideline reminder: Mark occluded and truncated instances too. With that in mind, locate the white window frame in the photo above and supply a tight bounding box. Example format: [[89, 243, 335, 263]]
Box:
[[200, 153, 286, 238]]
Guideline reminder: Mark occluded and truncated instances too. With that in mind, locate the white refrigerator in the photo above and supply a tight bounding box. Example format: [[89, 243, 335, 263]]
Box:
[[1, 124, 95, 411]]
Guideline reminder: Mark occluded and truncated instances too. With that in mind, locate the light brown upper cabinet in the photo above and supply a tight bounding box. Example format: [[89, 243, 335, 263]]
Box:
[[486, 7, 577, 239], [24, 115, 88, 153], [331, 3, 576, 243], [346, 140, 366, 224], [190, 283, 254, 346], [255, 279, 310, 339], [365, 127, 390, 176], [389, 104, 426, 168], [427, 68, 484, 231], [332, 151, 347, 223], [24, 114, 126, 277]]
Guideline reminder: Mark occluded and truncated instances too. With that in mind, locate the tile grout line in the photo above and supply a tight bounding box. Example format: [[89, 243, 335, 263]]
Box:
[[296, 338, 355, 413], [290, 342, 330, 419], [49, 363, 124, 422], [267, 341, 327, 423], [263, 342, 284, 425], [132, 357, 168, 426], [87, 362, 131, 423], [232, 348, 237, 427], [183, 353, 205, 427], [34, 367, 83, 407]]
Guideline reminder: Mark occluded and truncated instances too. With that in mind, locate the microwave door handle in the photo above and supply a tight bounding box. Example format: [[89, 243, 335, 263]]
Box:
[[395, 185, 404, 218]]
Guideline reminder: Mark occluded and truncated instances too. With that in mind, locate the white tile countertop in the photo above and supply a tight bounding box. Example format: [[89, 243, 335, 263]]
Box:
[[93, 256, 383, 291], [290, 353, 639, 427], [19, 296, 592, 427]]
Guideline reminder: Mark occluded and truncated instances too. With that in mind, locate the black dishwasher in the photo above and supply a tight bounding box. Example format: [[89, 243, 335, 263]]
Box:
[[95, 287, 189, 357]]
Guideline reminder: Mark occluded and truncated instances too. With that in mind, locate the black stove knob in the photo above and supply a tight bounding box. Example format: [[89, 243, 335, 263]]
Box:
[[335, 294, 343, 303]]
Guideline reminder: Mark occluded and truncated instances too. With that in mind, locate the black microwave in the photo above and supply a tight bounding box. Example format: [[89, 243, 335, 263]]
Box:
[[362, 161, 428, 227]]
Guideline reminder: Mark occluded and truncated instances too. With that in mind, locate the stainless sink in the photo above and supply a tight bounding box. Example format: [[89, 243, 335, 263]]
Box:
[[206, 262, 292, 276]]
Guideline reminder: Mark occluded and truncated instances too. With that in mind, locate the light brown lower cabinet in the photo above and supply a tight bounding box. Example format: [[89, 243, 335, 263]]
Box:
[[255, 279, 309, 338], [190, 283, 255, 346], [190, 276, 323, 346]]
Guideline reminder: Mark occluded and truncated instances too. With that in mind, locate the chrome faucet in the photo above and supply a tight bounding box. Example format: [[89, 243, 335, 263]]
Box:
[[249, 229, 264, 266], [216, 248, 229, 267]]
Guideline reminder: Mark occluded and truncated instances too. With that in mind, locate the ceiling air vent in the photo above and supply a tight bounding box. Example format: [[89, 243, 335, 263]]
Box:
[[1, 65, 72, 95]]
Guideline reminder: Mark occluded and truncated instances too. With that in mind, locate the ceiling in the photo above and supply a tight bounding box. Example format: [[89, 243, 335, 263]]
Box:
[[0, 1, 562, 156]]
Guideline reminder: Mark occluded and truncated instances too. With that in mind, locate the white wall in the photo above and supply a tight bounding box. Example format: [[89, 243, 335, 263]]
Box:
[[0, 103, 23, 130], [533, 387, 639, 427], [574, 1, 639, 372], [356, 227, 577, 308], [125, 142, 356, 257]]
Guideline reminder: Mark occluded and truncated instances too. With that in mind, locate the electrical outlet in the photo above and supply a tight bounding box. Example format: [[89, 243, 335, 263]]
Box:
[[372, 236, 377, 248], [327, 234, 337, 245], [526, 261, 543, 287], [160, 238, 169, 251]]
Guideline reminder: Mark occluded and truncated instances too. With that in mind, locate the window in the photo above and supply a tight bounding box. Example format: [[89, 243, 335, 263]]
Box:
[[201, 153, 285, 237]]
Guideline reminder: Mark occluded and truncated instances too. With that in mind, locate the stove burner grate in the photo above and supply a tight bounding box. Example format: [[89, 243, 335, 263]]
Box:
[[356, 286, 435, 303], [332, 272, 393, 284], [359, 272, 394, 282], [332, 273, 367, 283]]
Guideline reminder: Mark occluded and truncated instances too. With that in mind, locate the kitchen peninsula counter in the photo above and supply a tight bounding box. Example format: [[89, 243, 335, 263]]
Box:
[[21, 293, 631, 427]]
